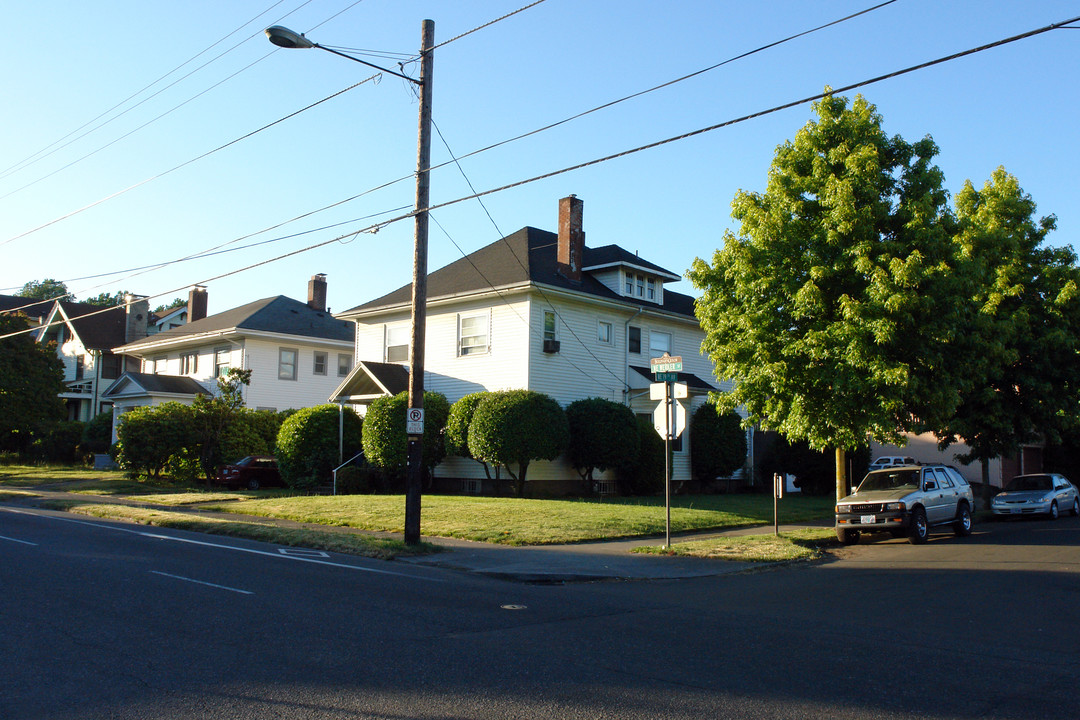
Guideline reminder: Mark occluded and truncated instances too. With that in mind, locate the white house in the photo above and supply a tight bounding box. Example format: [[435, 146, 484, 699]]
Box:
[[332, 196, 739, 494], [105, 275, 355, 433]]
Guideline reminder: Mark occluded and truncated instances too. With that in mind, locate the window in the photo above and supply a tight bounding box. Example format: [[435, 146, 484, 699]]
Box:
[[628, 326, 641, 354], [650, 330, 672, 359], [625, 272, 633, 295], [100, 353, 122, 380], [180, 352, 198, 375], [338, 353, 352, 377], [75, 355, 84, 380], [598, 321, 613, 345], [385, 325, 409, 363], [543, 311, 557, 343], [278, 348, 298, 381], [153, 356, 167, 375], [214, 347, 231, 378], [459, 312, 489, 356], [313, 351, 327, 376], [647, 278, 656, 301], [636, 274, 645, 297]]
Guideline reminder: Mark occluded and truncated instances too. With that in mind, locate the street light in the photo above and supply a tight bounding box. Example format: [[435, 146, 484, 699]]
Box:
[[267, 21, 434, 546]]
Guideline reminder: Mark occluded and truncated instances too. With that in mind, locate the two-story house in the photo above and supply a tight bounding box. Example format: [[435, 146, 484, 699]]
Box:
[[332, 196, 738, 494], [105, 275, 355, 433]]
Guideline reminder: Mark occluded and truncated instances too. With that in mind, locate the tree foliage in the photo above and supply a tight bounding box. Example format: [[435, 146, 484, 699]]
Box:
[[277, 404, 363, 489], [0, 313, 66, 453], [616, 416, 666, 496], [564, 397, 639, 492], [689, 92, 968, 455], [467, 390, 568, 497], [445, 392, 495, 478], [190, 368, 251, 482], [17, 278, 70, 301], [82, 290, 131, 307], [362, 391, 450, 480], [115, 402, 196, 478], [689, 403, 747, 483]]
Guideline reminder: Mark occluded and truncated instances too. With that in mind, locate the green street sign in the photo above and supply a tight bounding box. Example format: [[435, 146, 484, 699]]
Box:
[[650, 354, 683, 374], [654, 372, 679, 382]]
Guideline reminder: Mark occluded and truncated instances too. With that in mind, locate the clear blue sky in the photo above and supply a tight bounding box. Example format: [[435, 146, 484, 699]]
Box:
[[2, 1, 1077, 316]]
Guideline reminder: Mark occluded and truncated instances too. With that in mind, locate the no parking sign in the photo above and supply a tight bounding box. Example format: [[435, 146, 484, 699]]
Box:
[[406, 408, 424, 435]]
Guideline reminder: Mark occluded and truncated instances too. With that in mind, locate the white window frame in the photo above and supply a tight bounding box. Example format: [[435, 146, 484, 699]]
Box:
[[153, 356, 167, 375], [385, 324, 410, 363], [624, 271, 633, 296], [649, 330, 672, 359], [543, 310, 557, 342], [180, 351, 198, 375], [597, 320, 613, 345], [646, 277, 656, 301], [628, 326, 641, 355], [338, 353, 352, 377], [313, 351, 327, 376], [214, 347, 231, 378], [458, 311, 490, 357], [636, 274, 645, 297], [278, 347, 298, 381]]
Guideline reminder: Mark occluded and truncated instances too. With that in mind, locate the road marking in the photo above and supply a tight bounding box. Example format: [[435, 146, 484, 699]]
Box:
[[150, 571, 253, 595], [279, 548, 330, 558], [0, 507, 442, 582], [0, 534, 37, 546]]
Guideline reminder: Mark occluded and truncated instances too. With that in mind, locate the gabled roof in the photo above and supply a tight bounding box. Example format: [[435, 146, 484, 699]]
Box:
[[330, 360, 410, 404], [57, 301, 129, 350], [101, 371, 209, 400], [0, 294, 54, 322], [339, 227, 695, 319], [117, 295, 353, 351]]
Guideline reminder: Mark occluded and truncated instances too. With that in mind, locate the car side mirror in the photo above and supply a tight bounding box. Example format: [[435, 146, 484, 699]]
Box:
[[924, 480, 937, 491]]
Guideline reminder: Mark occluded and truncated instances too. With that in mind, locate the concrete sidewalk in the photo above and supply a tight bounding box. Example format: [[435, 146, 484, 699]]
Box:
[[5, 486, 828, 583]]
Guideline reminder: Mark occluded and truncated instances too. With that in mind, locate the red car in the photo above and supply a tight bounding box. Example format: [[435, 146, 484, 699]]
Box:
[[215, 456, 283, 490]]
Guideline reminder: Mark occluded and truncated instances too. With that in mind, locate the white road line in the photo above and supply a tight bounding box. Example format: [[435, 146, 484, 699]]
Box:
[[0, 534, 37, 546], [150, 571, 253, 595], [0, 506, 442, 582]]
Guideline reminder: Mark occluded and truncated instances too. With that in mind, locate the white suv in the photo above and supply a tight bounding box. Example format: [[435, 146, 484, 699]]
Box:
[[836, 464, 974, 545], [868, 456, 916, 472]]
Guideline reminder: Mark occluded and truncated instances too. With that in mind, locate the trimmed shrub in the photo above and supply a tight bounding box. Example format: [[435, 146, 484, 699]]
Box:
[[689, 403, 748, 483], [334, 464, 374, 495], [617, 416, 665, 495], [276, 404, 363, 488], [115, 403, 196, 478], [565, 397, 639, 494], [82, 411, 114, 454], [31, 420, 85, 463], [468, 390, 568, 497], [362, 391, 450, 481]]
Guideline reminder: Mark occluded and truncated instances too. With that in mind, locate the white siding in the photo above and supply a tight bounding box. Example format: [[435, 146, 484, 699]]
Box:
[[242, 337, 352, 412]]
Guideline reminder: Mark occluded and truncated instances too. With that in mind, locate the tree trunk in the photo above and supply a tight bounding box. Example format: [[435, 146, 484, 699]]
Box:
[[835, 448, 847, 503], [981, 456, 992, 511]]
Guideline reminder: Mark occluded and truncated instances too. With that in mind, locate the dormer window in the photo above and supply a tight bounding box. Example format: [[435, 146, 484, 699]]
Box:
[[625, 273, 633, 295], [636, 275, 645, 297], [647, 278, 656, 301]]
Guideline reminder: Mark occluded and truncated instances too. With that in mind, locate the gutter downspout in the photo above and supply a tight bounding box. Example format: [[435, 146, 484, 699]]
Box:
[[623, 306, 645, 406]]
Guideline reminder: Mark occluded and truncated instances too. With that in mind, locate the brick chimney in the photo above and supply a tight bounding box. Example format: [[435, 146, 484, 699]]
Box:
[[308, 273, 327, 312], [557, 195, 584, 283], [124, 294, 149, 343], [187, 286, 208, 323]]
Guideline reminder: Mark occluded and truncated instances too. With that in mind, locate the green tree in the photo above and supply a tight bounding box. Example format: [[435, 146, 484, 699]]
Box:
[[689, 403, 748, 484], [277, 404, 363, 489], [362, 391, 450, 484], [114, 403, 196, 478], [154, 298, 186, 313], [17, 278, 70, 301], [564, 397, 639, 493], [82, 410, 115, 454], [688, 92, 969, 501], [616, 416, 666, 496], [937, 167, 1080, 505], [190, 368, 251, 482], [81, 290, 131, 307], [445, 391, 496, 479], [0, 313, 65, 453], [467, 390, 568, 497]]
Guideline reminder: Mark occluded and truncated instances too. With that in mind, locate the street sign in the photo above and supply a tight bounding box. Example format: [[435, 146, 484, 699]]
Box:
[[650, 354, 683, 374], [406, 408, 424, 435], [651, 381, 687, 399], [652, 398, 686, 439], [654, 372, 678, 382]]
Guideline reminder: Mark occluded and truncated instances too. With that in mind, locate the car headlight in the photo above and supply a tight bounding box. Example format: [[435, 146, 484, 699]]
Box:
[[883, 502, 906, 512]]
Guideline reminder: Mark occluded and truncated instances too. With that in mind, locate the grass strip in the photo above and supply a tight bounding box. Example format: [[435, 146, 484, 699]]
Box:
[[632, 528, 839, 563], [36, 499, 439, 560]]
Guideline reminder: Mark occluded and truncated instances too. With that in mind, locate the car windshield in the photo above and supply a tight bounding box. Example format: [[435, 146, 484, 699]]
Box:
[[236, 456, 255, 467], [1004, 475, 1052, 492], [857, 469, 919, 492]]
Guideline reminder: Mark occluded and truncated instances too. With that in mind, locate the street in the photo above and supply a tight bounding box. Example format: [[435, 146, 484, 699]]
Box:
[[2, 505, 1078, 719]]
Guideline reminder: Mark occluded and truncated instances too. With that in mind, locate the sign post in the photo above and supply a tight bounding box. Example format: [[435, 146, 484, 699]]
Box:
[[650, 354, 683, 549], [773, 472, 784, 536]]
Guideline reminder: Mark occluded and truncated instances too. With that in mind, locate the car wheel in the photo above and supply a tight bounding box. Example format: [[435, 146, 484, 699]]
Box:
[[908, 507, 929, 544], [1072, 498, 1080, 517], [247, 477, 261, 491], [836, 528, 861, 545], [953, 503, 972, 537], [1049, 500, 1058, 521]]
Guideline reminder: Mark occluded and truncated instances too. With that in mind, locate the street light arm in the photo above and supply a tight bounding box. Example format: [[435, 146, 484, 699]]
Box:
[[265, 25, 421, 85]]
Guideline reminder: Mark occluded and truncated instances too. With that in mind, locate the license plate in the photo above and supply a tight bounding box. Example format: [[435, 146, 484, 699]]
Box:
[[860, 514, 877, 525]]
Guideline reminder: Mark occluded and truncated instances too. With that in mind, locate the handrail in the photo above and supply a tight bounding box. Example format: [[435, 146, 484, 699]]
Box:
[[332, 451, 365, 496]]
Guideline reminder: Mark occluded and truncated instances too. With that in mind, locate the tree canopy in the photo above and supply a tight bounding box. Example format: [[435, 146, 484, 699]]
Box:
[[17, 278, 70, 301], [468, 390, 568, 497], [0, 313, 66, 453]]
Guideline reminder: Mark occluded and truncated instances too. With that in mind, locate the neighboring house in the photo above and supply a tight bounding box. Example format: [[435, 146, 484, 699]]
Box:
[[106, 275, 355, 436], [35, 295, 155, 422], [332, 196, 738, 493], [0, 294, 54, 329]]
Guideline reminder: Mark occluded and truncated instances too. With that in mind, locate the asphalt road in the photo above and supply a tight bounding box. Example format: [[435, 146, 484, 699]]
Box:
[[2, 506, 1078, 719]]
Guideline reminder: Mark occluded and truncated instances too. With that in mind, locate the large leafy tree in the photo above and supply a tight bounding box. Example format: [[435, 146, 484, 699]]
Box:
[[468, 390, 568, 497], [937, 168, 1080, 502], [82, 290, 131, 307], [17, 278, 70, 301], [688, 92, 970, 500], [0, 313, 65, 453], [689, 402, 748, 484]]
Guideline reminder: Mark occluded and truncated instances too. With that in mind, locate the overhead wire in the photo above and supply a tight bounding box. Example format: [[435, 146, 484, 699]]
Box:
[[5, 13, 1077, 340]]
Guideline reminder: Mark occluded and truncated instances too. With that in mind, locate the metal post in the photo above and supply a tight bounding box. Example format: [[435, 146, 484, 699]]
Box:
[[664, 380, 672, 549], [404, 19, 434, 546]]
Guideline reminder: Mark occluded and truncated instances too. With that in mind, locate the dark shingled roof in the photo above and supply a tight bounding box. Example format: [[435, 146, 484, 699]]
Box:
[[58, 301, 128, 350], [121, 295, 353, 349], [342, 227, 696, 318], [106, 371, 209, 396], [0, 294, 54, 321]]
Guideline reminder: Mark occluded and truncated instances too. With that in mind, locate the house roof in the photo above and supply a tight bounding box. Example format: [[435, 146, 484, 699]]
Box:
[[0, 294, 57, 323], [118, 295, 353, 351], [329, 361, 410, 404], [101, 371, 209, 400], [339, 227, 696, 319], [55, 301, 129, 350], [629, 365, 717, 393]]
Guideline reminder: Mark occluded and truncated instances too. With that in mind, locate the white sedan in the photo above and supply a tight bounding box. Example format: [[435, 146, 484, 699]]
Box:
[[991, 473, 1080, 520]]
